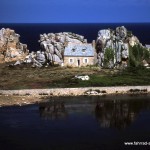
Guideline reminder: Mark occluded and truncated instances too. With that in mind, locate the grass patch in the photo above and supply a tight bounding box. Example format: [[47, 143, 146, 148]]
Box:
[[0, 64, 150, 90]]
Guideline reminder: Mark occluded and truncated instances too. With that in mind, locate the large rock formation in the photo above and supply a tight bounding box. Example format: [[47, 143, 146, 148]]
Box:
[[24, 32, 88, 67], [0, 28, 29, 63], [6, 26, 149, 68], [39, 32, 87, 64], [96, 26, 148, 68]]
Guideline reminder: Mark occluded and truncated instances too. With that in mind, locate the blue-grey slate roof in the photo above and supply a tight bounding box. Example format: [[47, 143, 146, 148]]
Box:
[[145, 44, 150, 49], [64, 43, 94, 57]]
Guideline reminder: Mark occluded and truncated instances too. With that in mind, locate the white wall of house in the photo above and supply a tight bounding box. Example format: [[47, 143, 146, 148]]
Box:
[[64, 56, 94, 67]]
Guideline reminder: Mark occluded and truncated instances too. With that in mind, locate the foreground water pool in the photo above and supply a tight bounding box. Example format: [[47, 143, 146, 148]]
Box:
[[0, 95, 150, 150]]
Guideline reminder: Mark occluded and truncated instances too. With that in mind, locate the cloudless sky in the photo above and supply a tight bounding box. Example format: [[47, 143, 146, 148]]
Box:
[[0, 0, 150, 23]]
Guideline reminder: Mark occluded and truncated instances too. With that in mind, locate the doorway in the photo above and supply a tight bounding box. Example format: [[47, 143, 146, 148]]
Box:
[[77, 59, 80, 67]]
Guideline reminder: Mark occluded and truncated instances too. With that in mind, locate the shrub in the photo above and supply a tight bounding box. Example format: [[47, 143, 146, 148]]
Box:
[[128, 44, 150, 67], [127, 31, 132, 37], [104, 48, 114, 68]]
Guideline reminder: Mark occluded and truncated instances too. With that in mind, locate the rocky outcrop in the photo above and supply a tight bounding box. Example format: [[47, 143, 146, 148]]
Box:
[[24, 32, 88, 67], [0, 28, 29, 63], [4, 26, 148, 68], [96, 26, 148, 68], [39, 32, 87, 64]]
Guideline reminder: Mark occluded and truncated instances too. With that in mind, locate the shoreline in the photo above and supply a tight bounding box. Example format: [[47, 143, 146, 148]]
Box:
[[0, 86, 150, 107], [0, 86, 150, 96]]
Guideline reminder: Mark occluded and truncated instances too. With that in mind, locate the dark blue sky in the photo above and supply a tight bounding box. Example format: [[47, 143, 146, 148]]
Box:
[[1, 0, 150, 23]]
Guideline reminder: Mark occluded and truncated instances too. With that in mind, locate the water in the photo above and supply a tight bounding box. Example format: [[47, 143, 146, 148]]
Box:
[[0, 95, 150, 150], [0, 23, 150, 51]]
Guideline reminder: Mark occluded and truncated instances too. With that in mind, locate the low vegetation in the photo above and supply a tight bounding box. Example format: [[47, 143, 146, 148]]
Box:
[[0, 63, 150, 90], [104, 48, 114, 68], [128, 44, 150, 67]]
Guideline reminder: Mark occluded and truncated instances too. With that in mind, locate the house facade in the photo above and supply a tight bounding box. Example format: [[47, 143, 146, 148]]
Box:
[[63, 43, 95, 67], [146, 44, 150, 50]]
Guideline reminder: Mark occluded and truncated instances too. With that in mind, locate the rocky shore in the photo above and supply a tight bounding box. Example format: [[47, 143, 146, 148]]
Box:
[[0, 86, 150, 107]]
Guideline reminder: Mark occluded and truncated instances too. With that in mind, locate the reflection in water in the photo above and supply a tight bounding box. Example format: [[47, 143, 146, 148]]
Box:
[[39, 96, 150, 129], [0, 95, 150, 150], [39, 101, 68, 120], [95, 100, 149, 129]]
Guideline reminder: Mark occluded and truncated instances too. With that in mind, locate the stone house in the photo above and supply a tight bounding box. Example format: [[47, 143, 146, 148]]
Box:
[[63, 43, 95, 67], [146, 44, 150, 50]]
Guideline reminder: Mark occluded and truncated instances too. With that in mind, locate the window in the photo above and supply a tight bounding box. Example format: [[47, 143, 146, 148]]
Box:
[[82, 49, 86, 53], [69, 58, 74, 63], [72, 47, 76, 52], [84, 58, 88, 63], [70, 59, 73, 63], [72, 48, 76, 52]]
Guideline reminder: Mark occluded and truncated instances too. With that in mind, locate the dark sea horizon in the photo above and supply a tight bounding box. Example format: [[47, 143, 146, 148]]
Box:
[[0, 23, 150, 52]]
